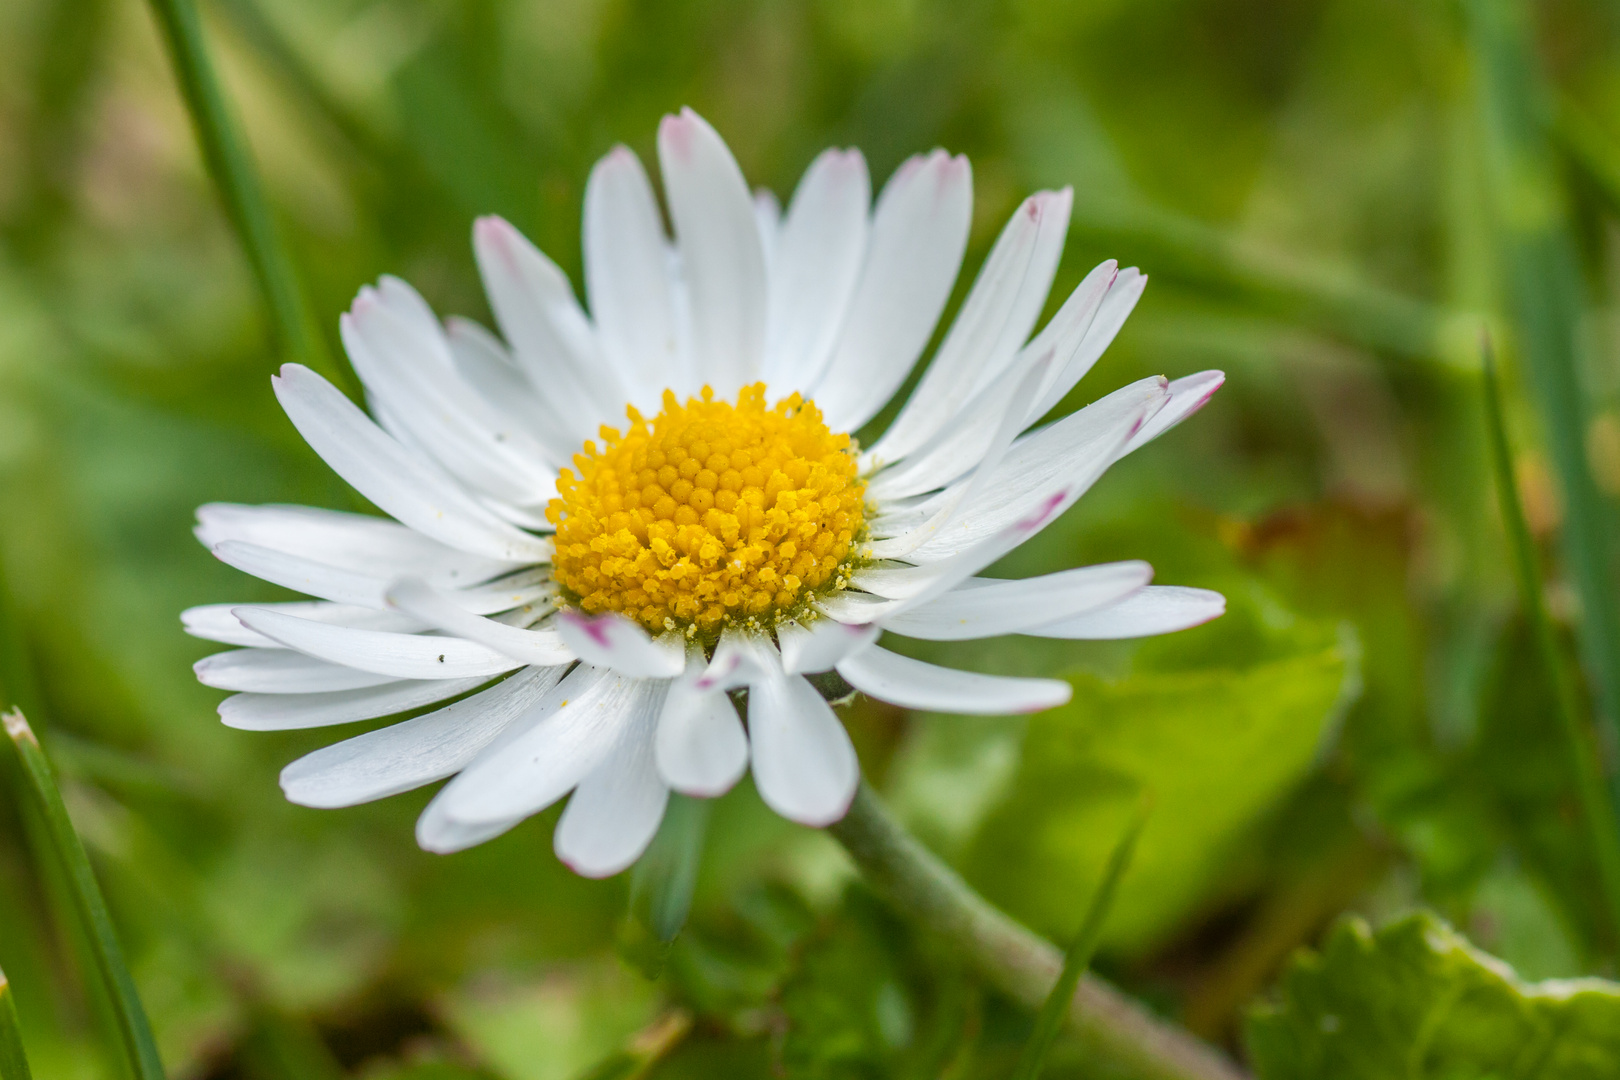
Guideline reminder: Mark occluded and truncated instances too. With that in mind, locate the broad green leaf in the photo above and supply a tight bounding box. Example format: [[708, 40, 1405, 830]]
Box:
[[438, 959, 659, 1080], [961, 602, 1355, 952], [1246, 911, 1620, 1080]]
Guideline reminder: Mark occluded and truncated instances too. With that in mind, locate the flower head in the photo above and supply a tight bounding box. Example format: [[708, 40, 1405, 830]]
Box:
[[185, 108, 1226, 877]]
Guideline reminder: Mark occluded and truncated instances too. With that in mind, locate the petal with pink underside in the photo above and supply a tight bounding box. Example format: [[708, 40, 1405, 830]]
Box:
[[555, 612, 684, 679], [836, 646, 1071, 715]]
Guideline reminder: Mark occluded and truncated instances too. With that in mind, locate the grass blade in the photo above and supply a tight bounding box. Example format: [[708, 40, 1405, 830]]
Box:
[[0, 966, 32, 1080], [1481, 342, 1620, 941], [142, 0, 352, 394], [1466, 0, 1620, 820], [2, 710, 164, 1080], [1011, 800, 1150, 1080]]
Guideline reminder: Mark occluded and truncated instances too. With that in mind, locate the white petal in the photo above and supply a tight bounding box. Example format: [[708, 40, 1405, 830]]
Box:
[[655, 648, 748, 796], [1024, 265, 1142, 422], [472, 215, 623, 433], [212, 541, 388, 608], [755, 187, 782, 263], [869, 188, 1072, 464], [444, 316, 578, 466], [863, 350, 1054, 556], [220, 677, 487, 730], [555, 611, 684, 678], [748, 665, 859, 827], [438, 667, 657, 825], [554, 708, 669, 877], [812, 150, 972, 433], [1121, 371, 1225, 454], [386, 577, 573, 667], [194, 648, 400, 693], [583, 146, 682, 409], [878, 561, 1153, 641], [184, 601, 426, 647], [836, 646, 1071, 714], [341, 288, 557, 504], [896, 376, 1168, 562], [271, 364, 551, 562], [212, 541, 552, 614], [697, 626, 771, 691], [851, 387, 1157, 618], [813, 589, 892, 625], [1026, 585, 1225, 639], [417, 789, 525, 854], [657, 108, 767, 398], [233, 608, 524, 680], [185, 604, 274, 647], [196, 502, 518, 585], [763, 148, 870, 395], [279, 666, 564, 808], [776, 618, 880, 674]]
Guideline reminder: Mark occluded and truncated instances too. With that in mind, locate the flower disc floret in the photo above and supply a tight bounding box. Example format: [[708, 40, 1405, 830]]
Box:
[[547, 383, 866, 635]]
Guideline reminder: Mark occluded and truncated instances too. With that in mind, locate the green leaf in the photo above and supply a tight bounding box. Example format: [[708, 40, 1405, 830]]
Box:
[[962, 608, 1356, 952], [438, 958, 660, 1080], [1246, 911, 1620, 1079]]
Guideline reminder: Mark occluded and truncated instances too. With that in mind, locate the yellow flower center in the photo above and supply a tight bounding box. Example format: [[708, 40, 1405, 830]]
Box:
[[546, 383, 866, 637]]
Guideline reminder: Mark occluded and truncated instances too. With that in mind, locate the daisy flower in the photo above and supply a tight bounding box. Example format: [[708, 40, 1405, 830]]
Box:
[[184, 108, 1225, 877]]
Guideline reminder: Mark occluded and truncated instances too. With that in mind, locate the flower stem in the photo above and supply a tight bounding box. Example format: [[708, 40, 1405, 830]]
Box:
[[0, 965, 33, 1080], [142, 0, 353, 395], [827, 782, 1247, 1080], [1481, 343, 1620, 942], [2, 710, 165, 1080]]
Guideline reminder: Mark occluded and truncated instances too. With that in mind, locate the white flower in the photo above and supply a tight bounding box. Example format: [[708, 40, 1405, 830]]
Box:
[[184, 108, 1225, 877]]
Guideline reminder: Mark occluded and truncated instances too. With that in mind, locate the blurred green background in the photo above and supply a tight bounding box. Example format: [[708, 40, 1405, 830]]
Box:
[[7, 0, 1620, 1076]]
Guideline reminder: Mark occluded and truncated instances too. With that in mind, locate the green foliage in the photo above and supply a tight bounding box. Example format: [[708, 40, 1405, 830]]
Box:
[[8, 0, 1620, 1074], [1246, 911, 1620, 1079], [963, 596, 1356, 951]]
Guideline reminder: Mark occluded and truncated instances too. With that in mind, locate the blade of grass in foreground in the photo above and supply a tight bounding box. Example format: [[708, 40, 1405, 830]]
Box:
[[1011, 801, 1149, 1080], [0, 965, 32, 1080], [1481, 343, 1620, 943], [3, 710, 164, 1080], [142, 0, 352, 395]]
